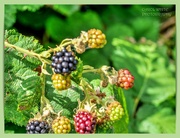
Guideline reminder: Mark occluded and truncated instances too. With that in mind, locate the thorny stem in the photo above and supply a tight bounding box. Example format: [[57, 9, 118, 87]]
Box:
[[4, 39, 73, 64], [82, 65, 101, 74], [45, 40, 72, 54], [4, 41, 51, 64], [79, 78, 103, 106]]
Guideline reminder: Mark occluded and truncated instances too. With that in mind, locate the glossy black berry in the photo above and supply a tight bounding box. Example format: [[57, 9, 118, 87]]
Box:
[[51, 47, 78, 75], [26, 120, 50, 134]]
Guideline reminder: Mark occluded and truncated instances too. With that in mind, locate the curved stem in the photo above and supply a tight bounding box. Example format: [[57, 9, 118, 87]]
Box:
[[5, 41, 40, 58], [132, 60, 151, 116], [4, 41, 51, 64], [45, 40, 72, 54]]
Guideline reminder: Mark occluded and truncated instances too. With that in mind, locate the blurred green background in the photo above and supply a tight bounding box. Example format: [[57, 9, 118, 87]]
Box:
[[4, 4, 176, 133]]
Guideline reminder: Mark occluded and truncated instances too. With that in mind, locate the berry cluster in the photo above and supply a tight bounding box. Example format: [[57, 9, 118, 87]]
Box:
[[88, 29, 107, 48], [26, 120, 50, 134], [52, 116, 71, 134], [51, 74, 71, 90], [106, 101, 124, 121], [51, 48, 78, 74], [116, 69, 134, 89], [74, 110, 96, 134]]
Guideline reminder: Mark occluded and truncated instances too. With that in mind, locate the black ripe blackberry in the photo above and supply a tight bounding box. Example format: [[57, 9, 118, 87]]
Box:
[[51, 47, 78, 74], [26, 120, 50, 134]]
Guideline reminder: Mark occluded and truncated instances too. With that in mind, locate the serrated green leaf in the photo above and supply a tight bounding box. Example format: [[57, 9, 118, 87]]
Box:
[[17, 71, 41, 111], [45, 73, 85, 119], [4, 29, 43, 71], [4, 30, 43, 126], [4, 93, 38, 126], [138, 108, 175, 133], [53, 5, 80, 16]]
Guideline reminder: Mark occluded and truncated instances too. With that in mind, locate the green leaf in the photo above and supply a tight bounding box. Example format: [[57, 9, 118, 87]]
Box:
[[45, 75, 85, 119], [111, 38, 175, 133], [53, 5, 80, 16], [103, 23, 134, 58], [17, 69, 41, 111], [4, 5, 17, 29], [80, 49, 109, 69], [4, 93, 39, 126], [130, 17, 160, 41], [137, 108, 175, 133], [45, 16, 66, 42], [4, 30, 43, 126], [66, 11, 103, 34], [45, 11, 103, 42]]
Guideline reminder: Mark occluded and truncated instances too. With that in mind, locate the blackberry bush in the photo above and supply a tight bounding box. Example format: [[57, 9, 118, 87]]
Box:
[[4, 28, 134, 134]]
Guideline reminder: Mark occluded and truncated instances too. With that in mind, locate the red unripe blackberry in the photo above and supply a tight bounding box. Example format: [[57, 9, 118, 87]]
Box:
[[52, 116, 71, 134], [116, 69, 134, 89], [87, 29, 107, 48], [74, 110, 96, 134], [26, 120, 50, 134], [51, 74, 71, 90]]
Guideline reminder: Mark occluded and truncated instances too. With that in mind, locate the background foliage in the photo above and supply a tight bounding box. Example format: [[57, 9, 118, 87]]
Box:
[[4, 4, 176, 133]]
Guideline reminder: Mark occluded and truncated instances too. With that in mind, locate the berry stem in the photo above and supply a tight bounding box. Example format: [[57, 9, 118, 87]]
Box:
[[82, 65, 101, 74], [45, 40, 72, 54], [79, 78, 103, 106], [4, 41, 51, 64], [132, 60, 151, 117]]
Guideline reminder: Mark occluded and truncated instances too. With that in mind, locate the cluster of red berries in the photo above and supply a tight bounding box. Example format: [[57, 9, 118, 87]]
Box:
[[116, 69, 134, 89]]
